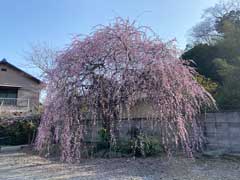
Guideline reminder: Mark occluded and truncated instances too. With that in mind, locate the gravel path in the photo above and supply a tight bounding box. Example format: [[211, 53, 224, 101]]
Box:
[[1, 149, 240, 180]]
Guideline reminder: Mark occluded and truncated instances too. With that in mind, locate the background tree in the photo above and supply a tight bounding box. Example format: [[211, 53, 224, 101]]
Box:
[[182, 44, 220, 81], [24, 43, 58, 104], [213, 58, 240, 109], [183, 0, 240, 110], [35, 18, 215, 163], [190, 0, 240, 45], [195, 74, 218, 96], [25, 43, 58, 81]]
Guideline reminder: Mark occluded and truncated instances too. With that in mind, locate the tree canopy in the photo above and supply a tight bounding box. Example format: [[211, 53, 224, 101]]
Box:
[[183, 0, 240, 110], [35, 19, 215, 162]]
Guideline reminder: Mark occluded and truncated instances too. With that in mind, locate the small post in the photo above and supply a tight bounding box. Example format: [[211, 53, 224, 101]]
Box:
[[27, 99, 30, 111]]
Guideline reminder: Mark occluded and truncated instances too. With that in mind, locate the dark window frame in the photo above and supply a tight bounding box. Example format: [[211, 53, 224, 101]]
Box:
[[1, 68, 7, 72]]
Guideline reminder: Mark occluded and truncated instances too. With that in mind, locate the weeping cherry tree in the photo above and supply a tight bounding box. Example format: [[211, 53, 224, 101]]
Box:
[[35, 18, 216, 162]]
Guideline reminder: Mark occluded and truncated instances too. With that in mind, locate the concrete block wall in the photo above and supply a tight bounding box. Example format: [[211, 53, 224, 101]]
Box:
[[84, 118, 162, 142], [84, 112, 240, 153], [204, 112, 240, 153]]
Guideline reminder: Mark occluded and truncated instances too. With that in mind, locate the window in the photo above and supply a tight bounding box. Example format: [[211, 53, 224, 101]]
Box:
[[0, 88, 18, 98], [0, 87, 18, 106], [1, 68, 7, 72]]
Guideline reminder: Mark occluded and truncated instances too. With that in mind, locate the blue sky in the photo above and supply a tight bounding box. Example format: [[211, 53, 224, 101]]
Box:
[[0, 0, 219, 77]]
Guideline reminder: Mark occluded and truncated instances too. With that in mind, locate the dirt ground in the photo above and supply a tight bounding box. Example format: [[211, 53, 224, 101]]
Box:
[[1, 148, 240, 180]]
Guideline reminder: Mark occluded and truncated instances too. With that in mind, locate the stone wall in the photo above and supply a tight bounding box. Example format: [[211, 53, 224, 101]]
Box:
[[204, 112, 240, 153], [87, 112, 240, 153]]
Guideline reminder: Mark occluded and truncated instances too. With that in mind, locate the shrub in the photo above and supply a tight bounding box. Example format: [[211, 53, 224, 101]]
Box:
[[0, 121, 38, 145], [96, 128, 110, 150], [128, 134, 164, 157], [96, 128, 163, 157]]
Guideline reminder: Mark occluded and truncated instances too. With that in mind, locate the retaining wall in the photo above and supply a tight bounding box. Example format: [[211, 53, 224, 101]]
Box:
[[204, 112, 240, 152], [88, 112, 240, 153]]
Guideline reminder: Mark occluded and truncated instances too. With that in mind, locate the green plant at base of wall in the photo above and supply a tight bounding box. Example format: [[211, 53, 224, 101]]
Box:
[[95, 128, 164, 157]]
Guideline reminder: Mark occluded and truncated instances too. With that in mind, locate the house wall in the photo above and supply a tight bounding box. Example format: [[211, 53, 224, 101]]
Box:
[[0, 64, 41, 110]]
